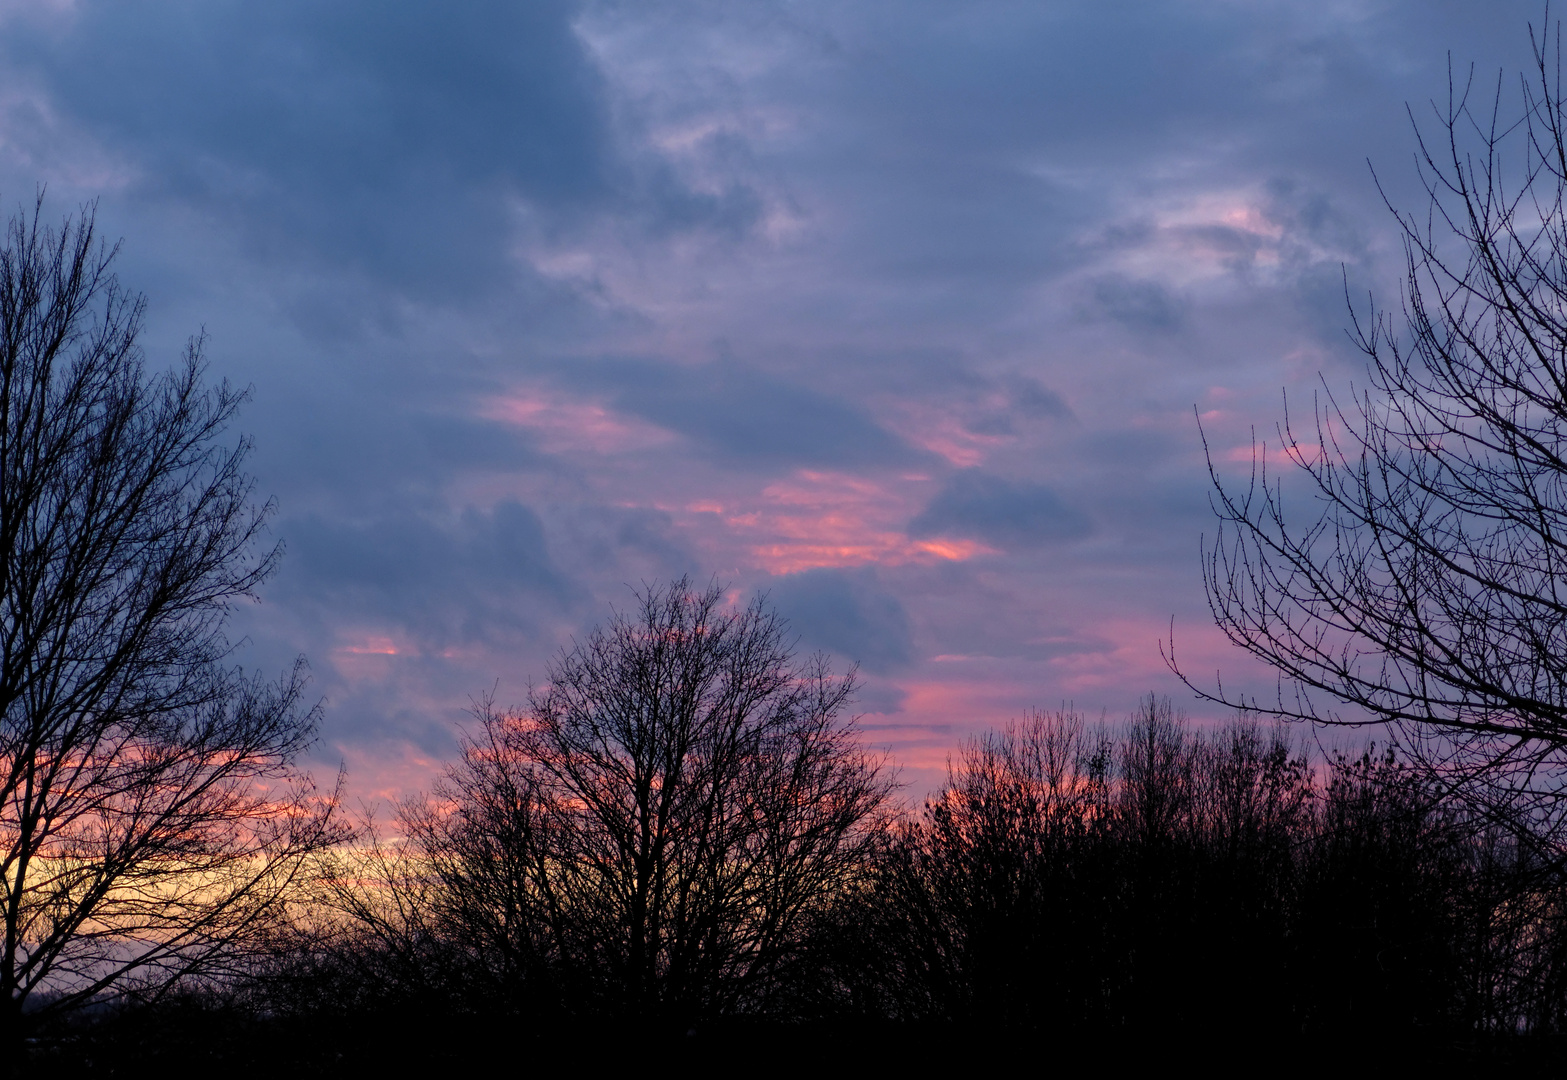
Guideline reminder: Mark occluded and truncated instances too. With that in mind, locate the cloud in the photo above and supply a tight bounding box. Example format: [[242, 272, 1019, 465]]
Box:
[[558, 358, 922, 469], [1000, 374, 1073, 422], [0, 0, 1550, 800], [274, 499, 576, 649], [2, 0, 761, 302], [1088, 274, 1185, 331], [908, 470, 1090, 549], [762, 567, 915, 673], [248, 399, 549, 515], [548, 504, 701, 582]]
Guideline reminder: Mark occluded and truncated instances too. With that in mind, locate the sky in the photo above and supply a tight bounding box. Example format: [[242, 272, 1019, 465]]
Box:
[[0, 0, 1549, 800]]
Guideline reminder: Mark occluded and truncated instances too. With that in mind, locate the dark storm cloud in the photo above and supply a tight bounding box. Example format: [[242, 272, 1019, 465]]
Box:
[[909, 471, 1090, 549], [762, 568, 914, 674], [561, 358, 922, 468]]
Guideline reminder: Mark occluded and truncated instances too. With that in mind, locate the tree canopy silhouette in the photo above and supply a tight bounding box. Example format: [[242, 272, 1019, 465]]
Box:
[[369, 577, 894, 1026], [0, 198, 340, 1051]]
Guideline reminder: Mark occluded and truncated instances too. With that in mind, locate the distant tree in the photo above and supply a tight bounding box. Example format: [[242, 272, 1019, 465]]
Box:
[[876, 701, 1567, 1044], [855, 708, 1116, 1029], [402, 578, 894, 1026], [0, 198, 340, 1051], [1183, 22, 1567, 826], [1291, 747, 1475, 1037]]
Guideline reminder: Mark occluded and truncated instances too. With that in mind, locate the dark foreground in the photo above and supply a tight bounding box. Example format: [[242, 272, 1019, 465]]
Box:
[[24, 1000, 1567, 1077]]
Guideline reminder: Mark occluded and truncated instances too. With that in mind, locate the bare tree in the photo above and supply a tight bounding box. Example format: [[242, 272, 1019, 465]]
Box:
[[866, 709, 1116, 1028], [407, 578, 894, 1025], [1180, 21, 1567, 824], [0, 198, 340, 1050]]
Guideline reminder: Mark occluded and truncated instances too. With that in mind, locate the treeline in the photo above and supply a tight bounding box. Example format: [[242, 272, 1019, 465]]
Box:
[[27, 584, 1567, 1070], [240, 703, 1566, 1055], [838, 700, 1567, 1044], [48, 706, 1566, 1068]]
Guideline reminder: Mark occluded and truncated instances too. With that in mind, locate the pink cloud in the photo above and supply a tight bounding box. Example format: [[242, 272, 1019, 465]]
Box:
[[340, 635, 399, 656], [332, 739, 449, 808], [693, 470, 996, 573], [482, 391, 678, 455]]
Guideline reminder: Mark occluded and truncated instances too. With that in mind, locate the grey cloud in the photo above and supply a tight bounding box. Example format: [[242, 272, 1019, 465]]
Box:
[[563, 358, 921, 469], [962, 373, 1073, 436], [1001, 375, 1073, 421], [3, 0, 1552, 788], [1263, 178, 1365, 262], [846, 680, 907, 716], [905, 561, 1115, 662], [909, 471, 1090, 549], [1089, 275, 1185, 332], [783, 4, 1325, 304], [5, 1, 596, 297], [243, 496, 706, 754], [843, 4, 1256, 163], [548, 504, 700, 582], [763, 567, 915, 674], [1255, 178, 1386, 359], [251, 402, 547, 512], [764, 0, 1537, 333], [8, 0, 757, 300], [275, 499, 575, 648]]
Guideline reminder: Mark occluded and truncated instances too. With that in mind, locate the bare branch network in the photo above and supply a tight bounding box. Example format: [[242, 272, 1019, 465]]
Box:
[[0, 197, 342, 1044], [1178, 23, 1567, 823], [306, 578, 894, 1023]]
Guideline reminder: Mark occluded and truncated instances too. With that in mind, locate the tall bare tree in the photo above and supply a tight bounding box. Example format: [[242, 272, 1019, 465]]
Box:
[[0, 199, 340, 1050], [1182, 21, 1567, 826], [402, 578, 894, 1025]]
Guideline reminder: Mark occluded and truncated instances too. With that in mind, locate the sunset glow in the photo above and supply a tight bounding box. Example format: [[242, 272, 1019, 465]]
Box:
[[0, 0, 1527, 809], [6, 0, 1566, 1059]]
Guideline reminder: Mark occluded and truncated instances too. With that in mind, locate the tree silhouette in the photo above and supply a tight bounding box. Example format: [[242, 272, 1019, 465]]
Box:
[[1183, 21, 1567, 824], [843, 701, 1567, 1046], [389, 578, 893, 1027], [0, 198, 340, 1052]]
